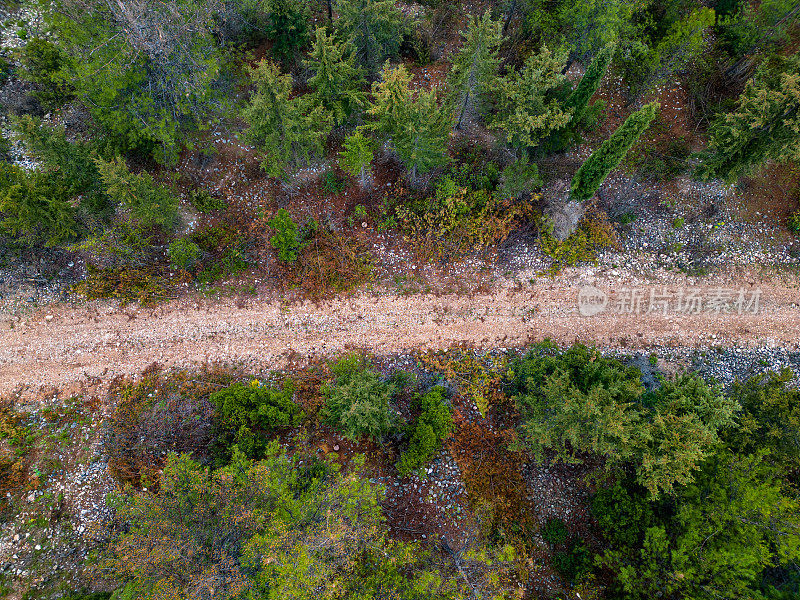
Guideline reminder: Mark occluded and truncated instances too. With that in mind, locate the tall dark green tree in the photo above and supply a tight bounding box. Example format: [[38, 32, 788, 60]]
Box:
[[446, 11, 503, 129], [571, 101, 659, 201], [697, 52, 800, 183], [304, 27, 366, 125], [335, 0, 404, 75], [242, 60, 333, 180]]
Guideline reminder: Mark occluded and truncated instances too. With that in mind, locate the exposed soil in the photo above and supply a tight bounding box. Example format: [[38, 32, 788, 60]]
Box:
[[1, 267, 798, 399]]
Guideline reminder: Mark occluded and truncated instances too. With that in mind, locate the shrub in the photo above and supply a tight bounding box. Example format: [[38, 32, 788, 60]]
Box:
[[268, 208, 303, 262], [188, 188, 226, 213], [94, 156, 179, 229], [553, 540, 592, 582], [0, 55, 12, 85], [541, 517, 568, 547], [210, 379, 303, 465], [789, 210, 800, 235], [397, 386, 453, 475], [590, 479, 653, 549], [499, 156, 543, 201], [19, 37, 72, 107], [321, 356, 398, 441], [167, 238, 201, 271]]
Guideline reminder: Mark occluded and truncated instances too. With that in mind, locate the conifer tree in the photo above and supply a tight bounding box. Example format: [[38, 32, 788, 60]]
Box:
[[335, 0, 404, 75], [339, 131, 374, 186], [563, 43, 615, 124], [490, 45, 572, 150], [393, 88, 451, 178], [368, 63, 449, 177], [447, 11, 503, 129], [305, 27, 366, 125], [697, 52, 800, 183], [559, 0, 633, 65], [571, 102, 659, 202], [242, 60, 333, 180]]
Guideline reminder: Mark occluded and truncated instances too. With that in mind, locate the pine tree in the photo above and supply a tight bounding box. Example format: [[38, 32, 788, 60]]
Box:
[[336, 0, 404, 75], [447, 11, 503, 129], [367, 63, 449, 177], [490, 45, 573, 150], [571, 102, 659, 202], [242, 60, 333, 180], [305, 26, 366, 125], [339, 131, 374, 186], [697, 52, 800, 183]]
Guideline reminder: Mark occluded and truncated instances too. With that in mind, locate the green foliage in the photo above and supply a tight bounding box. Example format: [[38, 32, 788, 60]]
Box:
[[51, 1, 229, 164], [447, 11, 503, 129], [717, 0, 797, 59], [397, 386, 453, 476], [268, 208, 304, 263], [0, 133, 10, 162], [0, 55, 12, 85], [564, 44, 615, 125], [210, 379, 302, 464], [591, 478, 654, 548], [242, 60, 332, 179], [188, 188, 226, 213], [19, 37, 72, 107], [322, 170, 346, 195], [263, 0, 310, 58], [110, 446, 386, 599], [498, 156, 542, 201], [571, 101, 659, 202], [553, 539, 592, 582], [368, 62, 450, 177], [789, 210, 800, 235], [513, 343, 737, 497], [541, 517, 568, 546], [558, 0, 634, 62], [336, 0, 404, 75], [166, 238, 201, 271], [725, 369, 800, 474], [305, 26, 366, 125], [13, 115, 108, 214], [94, 156, 179, 229], [697, 53, 800, 183], [321, 356, 398, 441], [601, 451, 800, 600], [0, 162, 79, 246], [339, 131, 374, 185], [490, 45, 572, 151]]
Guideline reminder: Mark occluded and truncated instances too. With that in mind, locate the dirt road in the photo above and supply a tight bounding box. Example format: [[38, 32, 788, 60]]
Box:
[[1, 275, 799, 397]]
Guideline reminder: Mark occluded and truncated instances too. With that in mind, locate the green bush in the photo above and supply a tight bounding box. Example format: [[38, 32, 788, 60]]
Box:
[[19, 37, 72, 107], [211, 380, 303, 464], [541, 517, 568, 547], [553, 540, 592, 582], [0, 55, 12, 85], [188, 188, 226, 214], [167, 238, 201, 271], [499, 156, 543, 201], [789, 210, 800, 235], [268, 208, 303, 262], [321, 356, 398, 441], [591, 479, 653, 549], [397, 386, 452, 475]]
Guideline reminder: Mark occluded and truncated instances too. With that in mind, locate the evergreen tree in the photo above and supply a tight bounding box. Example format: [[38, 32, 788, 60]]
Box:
[[558, 0, 633, 65], [490, 45, 572, 151], [335, 0, 404, 75], [697, 52, 800, 183], [368, 63, 450, 177], [563, 43, 615, 124], [94, 156, 179, 229], [339, 131, 374, 186], [0, 163, 79, 246], [305, 26, 366, 125], [242, 60, 333, 180], [571, 101, 659, 202], [447, 11, 503, 129]]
